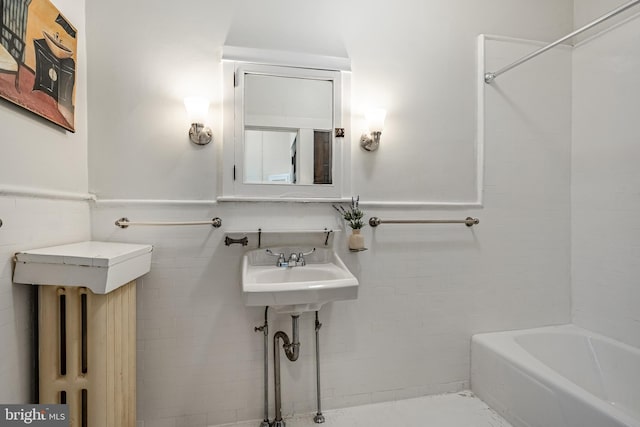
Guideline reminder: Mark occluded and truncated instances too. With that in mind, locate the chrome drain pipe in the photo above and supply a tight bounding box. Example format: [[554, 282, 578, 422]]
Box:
[[254, 307, 270, 427], [273, 315, 301, 427], [313, 311, 325, 423]]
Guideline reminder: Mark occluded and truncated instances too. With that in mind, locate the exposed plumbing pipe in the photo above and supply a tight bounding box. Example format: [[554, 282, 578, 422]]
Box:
[[254, 307, 270, 427], [313, 311, 325, 423], [273, 315, 301, 427]]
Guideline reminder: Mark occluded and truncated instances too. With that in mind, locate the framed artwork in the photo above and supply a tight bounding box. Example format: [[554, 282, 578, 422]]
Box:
[[0, 0, 77, 132]]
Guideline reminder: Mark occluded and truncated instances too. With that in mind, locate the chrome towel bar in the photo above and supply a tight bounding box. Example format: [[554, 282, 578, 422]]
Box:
[[115, 217, 222, 229], [368, 217, 479, 227]]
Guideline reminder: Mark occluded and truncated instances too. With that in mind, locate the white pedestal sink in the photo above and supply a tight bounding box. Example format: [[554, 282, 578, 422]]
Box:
[[242, 247, 358, 314]]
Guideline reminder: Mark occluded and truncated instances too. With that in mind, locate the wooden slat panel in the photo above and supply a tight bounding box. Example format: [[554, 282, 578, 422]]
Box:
[[114, 285, 123, 425], [39, 282, 137, 426], [106, 289, 115, 427], [38, 286, 59, 397], [88, 287, 108, 427], [129, 283, 136, 426], [121, 285, 129, 425]]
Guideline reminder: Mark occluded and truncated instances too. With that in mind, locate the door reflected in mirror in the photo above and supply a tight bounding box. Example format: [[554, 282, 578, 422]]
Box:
[[313, 130, 332, 184], [244, 129, 333, 185], [244, 129, 297, 184]]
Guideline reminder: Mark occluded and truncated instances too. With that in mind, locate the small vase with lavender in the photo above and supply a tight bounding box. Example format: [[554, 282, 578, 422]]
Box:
[[333, 196, 366, 251]]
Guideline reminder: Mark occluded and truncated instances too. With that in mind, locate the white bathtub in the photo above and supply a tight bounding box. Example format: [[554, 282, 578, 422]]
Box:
[[471, 325, 640, 427]]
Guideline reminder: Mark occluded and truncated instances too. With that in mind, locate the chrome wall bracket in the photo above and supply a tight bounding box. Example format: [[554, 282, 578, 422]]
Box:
[[484, 72, 496, 84], [360, 131, 381, 151], [189, 123, 213, 145]]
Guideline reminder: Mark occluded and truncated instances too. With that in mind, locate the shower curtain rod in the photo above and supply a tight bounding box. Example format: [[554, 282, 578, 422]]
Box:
[[485, 0, 640, 83]]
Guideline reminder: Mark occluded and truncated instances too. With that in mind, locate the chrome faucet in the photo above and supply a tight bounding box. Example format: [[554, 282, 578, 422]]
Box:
[[287, 252, 299, 265], [266, 249, 287, 267], [266, 248, 316, 268]]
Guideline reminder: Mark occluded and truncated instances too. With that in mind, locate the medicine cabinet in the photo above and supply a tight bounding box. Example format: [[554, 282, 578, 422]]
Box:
[[221, 47, 351, 201]]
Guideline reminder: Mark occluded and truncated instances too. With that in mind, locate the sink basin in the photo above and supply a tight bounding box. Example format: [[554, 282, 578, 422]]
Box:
[[43, 31, 73, 59], [242, 247, 358, 314]]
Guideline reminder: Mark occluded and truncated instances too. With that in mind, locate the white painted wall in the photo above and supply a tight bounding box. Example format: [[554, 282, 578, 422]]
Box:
[[86, 0, 572, 202], [0, 0, 90, 403], [572, 6, 640, 347], [0, 197, 90, 402], [85, 1, 574, 425]]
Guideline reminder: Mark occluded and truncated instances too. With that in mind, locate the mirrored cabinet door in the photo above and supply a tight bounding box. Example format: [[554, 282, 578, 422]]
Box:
[[243, 73, 334, 186], [221, 50, 351, 201]]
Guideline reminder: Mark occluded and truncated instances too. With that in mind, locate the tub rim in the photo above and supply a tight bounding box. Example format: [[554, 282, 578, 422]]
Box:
[[471, 324, 640, 427]]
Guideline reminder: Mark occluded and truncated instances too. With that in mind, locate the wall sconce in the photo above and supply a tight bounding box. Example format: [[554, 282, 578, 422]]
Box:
[[184, 96, 213, 145], [360, 108, 386, 151]]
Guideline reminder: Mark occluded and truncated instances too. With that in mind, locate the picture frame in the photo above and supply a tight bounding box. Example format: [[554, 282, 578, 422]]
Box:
[[0, 0, 77, 132]]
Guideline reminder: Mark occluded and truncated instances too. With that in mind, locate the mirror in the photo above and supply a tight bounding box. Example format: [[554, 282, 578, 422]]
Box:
[[221, 49, 351, 201], [243, 74, 333, 186]]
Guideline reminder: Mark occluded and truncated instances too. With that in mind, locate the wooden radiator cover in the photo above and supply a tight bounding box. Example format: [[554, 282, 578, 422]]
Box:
[[38, 281, 136, 427]]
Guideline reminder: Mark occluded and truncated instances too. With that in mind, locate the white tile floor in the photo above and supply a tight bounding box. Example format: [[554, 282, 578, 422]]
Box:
[[216, 391, 512, 427]]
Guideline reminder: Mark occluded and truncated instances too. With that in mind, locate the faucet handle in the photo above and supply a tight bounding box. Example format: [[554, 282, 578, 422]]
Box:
[[266, 249, 287, 267], [297, 248, 315, 266], [266, 249, 283, 257]]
